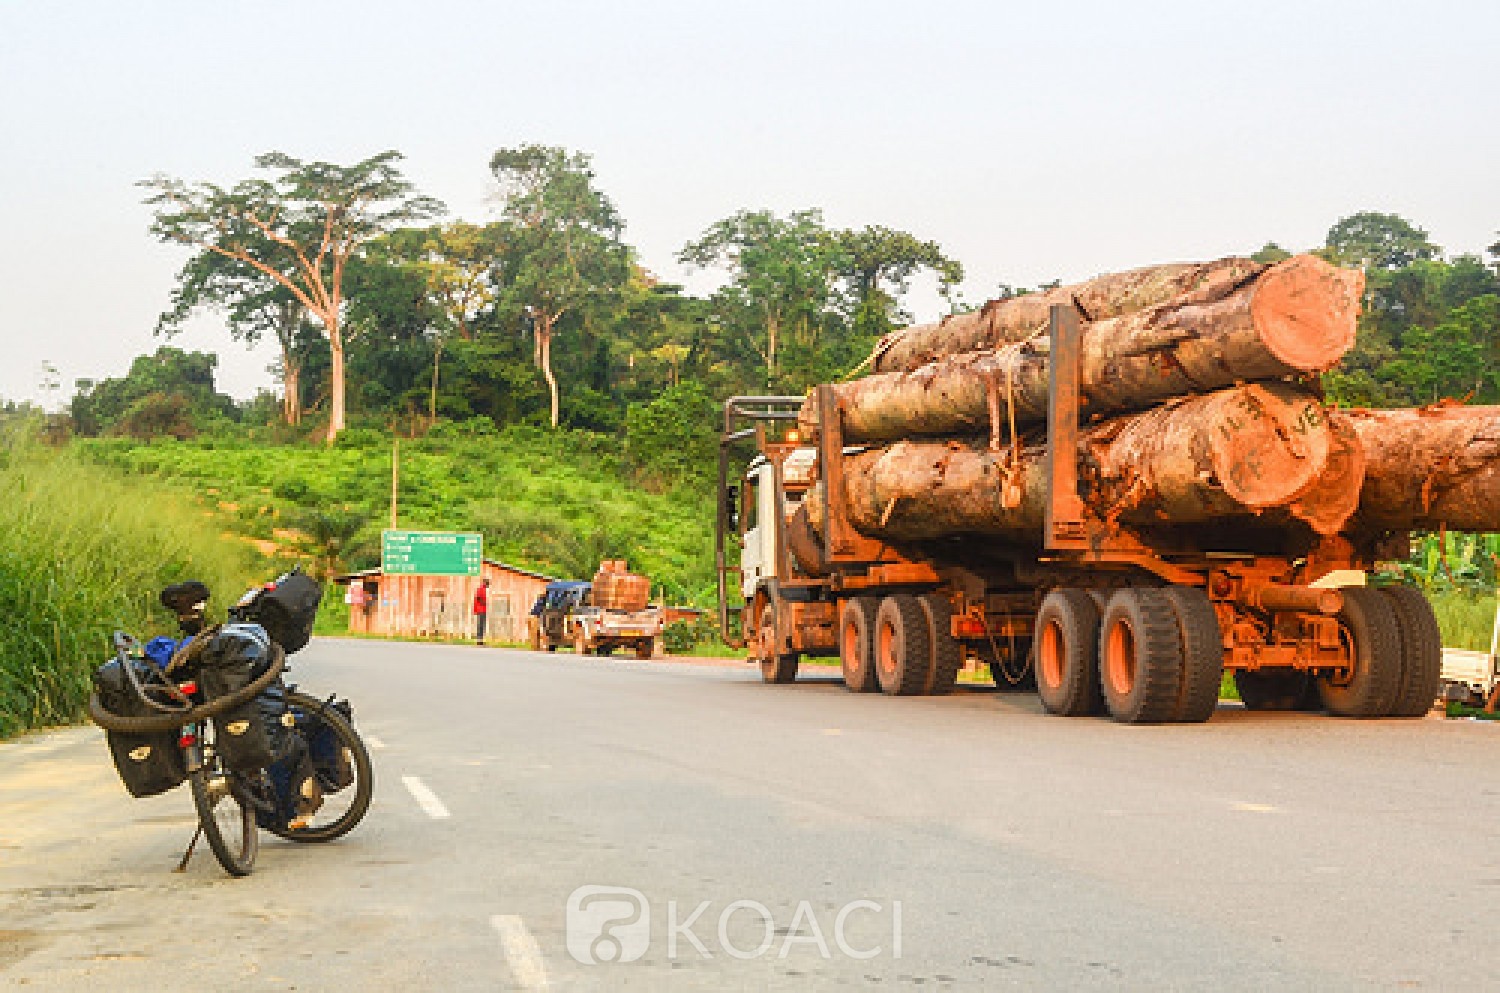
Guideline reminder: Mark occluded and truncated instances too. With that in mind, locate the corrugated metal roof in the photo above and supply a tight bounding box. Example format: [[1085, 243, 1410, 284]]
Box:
[[333, 558, 556, 584]]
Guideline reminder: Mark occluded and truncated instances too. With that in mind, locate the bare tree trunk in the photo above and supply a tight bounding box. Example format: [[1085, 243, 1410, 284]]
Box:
[[815, 255, 1362, 444], [537, 314, 560, 428], [807, 384, 1355, 540], [766, 312, 779, 386], [326, 317, 346, 443], [283, 355, 302, 426], [872, 256, 1266, 374], [430, 336, 445, 426], [1347, 404, 1500, 531]]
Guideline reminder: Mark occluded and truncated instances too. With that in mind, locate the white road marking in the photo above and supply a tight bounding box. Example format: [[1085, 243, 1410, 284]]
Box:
[[491, 915, 549, 990], [1231, 801, 1279, 813], [363, 733, 387, 750], [402, 775, 451, 819]]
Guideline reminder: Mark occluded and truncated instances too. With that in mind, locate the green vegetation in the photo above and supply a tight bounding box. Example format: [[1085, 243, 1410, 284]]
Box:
[[74, 423, 718, 606], [0, 429, 261, 737]]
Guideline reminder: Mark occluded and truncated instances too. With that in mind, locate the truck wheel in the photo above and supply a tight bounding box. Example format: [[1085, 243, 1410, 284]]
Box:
[[918, 594, 963, 695], [839, 597, 880, 693], [1033, 589, 1102, 716], [755, 598, 798, 684], [1317, 587, 1402, 718], [1234, 670, 1314, 711], [1163, 587, 1224, 723], [1099, 588, 1183, 724], [596, 645, 614, 657], [875, 595, 931, 696], [1381, 585, 1443, 717]]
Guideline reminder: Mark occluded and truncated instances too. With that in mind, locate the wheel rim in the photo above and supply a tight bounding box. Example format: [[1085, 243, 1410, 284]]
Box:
[[877, 619, 897, 681], [1038, 620, 1065, 690], [841, 615, 863, 674], [1104, 617, 1137, 698]]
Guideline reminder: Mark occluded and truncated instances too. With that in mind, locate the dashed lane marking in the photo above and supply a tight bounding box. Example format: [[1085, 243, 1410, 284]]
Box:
[[363, 733, 387, 749], [402, 775, 451, 819], [491, 915, 549, 990]]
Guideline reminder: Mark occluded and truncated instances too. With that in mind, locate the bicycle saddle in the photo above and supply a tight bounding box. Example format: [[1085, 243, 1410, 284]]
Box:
[[160, 581, 211, 633]]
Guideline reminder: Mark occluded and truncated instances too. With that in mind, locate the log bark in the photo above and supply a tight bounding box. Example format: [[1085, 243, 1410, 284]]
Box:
[[1346, 404, 1500, 532], [808, 384, 1349, 541], [817, 255, 1362, 445], [871, 256, 1263, 374]]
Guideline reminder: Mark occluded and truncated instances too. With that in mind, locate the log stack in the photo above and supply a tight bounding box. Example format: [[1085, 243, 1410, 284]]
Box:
[[802, 254, 1380, 543]]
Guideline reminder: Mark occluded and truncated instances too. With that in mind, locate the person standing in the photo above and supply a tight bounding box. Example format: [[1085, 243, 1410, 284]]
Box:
[[473, 577, 490, 645]]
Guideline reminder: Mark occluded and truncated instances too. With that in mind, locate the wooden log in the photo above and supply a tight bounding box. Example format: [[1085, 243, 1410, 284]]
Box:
[[815, 255, 1362, 445], [872, 256, 1262, 374], [1346, 404, 1500, 532], [806, 384, 1349, 542]]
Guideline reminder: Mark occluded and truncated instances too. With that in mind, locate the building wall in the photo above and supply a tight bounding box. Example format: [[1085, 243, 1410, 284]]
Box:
[[346, 562, 549, 643]]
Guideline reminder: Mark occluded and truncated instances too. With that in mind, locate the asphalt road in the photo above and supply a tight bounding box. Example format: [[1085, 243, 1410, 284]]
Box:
[[5, 639, 1500, 991]]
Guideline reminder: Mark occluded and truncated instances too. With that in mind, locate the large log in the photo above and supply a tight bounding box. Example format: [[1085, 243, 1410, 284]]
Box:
[[872, 256, 1262, 374], [1346, 404, 1500, 532], [816, 255, 1362, 445], [808, 383, 1355, 541]]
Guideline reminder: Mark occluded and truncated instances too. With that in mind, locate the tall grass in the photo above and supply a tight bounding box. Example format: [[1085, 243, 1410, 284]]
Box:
[[0, 435, 261, 738], [1429, 588, 1499, 652]]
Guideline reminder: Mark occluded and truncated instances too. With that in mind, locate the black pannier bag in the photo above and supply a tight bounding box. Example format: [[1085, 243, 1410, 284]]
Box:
[[250, 571, 322, 654], [92, 658, 187, 798], [255, 686, 324, 830], [199, 623, 275, 772], [303, 698, 356, 793]]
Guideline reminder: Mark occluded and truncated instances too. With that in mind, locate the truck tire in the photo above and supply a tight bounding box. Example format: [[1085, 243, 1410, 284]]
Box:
[[987, 644, 1035, 693], [1163, 587, 1225, 723], [755, 596, 799, 684], [1379, 585, 1443, 718], [1099, 588, 1183, 724], [918, 594, 964, 695], [875, 595, 931, 696], [839, 597, 880, 693], [1033, 589, 1102, 717], [1234, 670, 1315, 711], [1317, 587, 1402, 718]]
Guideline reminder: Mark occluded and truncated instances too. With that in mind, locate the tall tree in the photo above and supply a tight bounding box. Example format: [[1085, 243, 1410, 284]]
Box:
[[833, 224, 963, 339], [155, 252, 317, 426], [141, 151, 444, 441], [679, 209, 841, 388], [1324, 211, 1440, 271], [488, 145, 630, 427]]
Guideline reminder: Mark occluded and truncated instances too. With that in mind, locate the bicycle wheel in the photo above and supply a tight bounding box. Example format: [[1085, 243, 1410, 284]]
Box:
[[189, 755, 258, 877], [266, 690, 374, 843]]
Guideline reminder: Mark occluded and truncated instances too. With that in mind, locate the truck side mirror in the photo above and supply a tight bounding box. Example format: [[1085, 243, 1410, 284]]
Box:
[[724, 486, 740, 531]]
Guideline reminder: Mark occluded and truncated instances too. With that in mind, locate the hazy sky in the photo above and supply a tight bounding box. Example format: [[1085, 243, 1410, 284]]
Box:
[[2, 0, 1496, 406]]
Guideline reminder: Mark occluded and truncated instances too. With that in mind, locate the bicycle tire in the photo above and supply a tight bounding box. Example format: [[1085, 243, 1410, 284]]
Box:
[[265, 690, 374, 843], [189, 761, 258, 876]]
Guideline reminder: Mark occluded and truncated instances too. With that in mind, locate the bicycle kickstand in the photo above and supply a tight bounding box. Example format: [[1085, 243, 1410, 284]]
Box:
[[175, 825, 203, 872]]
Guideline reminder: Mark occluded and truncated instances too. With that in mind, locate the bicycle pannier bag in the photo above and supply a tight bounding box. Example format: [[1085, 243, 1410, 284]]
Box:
[[251, 571, 322, 654], [199, 624, 274, 771], [92, 658, 188, 798], [303, 698, 356, 793]]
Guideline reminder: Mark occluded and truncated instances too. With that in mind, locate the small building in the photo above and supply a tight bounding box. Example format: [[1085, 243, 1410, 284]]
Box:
[[334, 559, 554, 643]]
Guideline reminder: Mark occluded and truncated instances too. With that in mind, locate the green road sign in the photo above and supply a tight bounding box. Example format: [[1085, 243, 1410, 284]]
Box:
[[381, 530, 483, 576]]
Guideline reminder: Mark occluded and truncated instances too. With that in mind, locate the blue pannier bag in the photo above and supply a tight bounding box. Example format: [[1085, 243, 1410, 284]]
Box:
[[255, 686, 324, 830], [143, 636, 181, 670]]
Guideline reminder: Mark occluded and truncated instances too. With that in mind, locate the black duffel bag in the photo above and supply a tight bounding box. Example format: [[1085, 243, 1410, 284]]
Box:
[[198, 623, 277, 772], [93, 658, 187, 798], [245, 570, 322, 655]]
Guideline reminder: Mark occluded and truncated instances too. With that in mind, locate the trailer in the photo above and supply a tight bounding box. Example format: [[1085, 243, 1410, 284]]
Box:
[[716, 305, 1443, 723]]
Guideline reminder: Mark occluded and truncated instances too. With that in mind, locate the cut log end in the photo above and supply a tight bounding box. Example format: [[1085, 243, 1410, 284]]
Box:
[[1249, 254, 1364, 373], [1206, 383, 1333, 511], [1287, 413, 1366, 536]]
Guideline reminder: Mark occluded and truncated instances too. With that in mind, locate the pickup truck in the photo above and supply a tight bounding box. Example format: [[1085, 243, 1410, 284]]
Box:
[[529, 580, 664, 659]]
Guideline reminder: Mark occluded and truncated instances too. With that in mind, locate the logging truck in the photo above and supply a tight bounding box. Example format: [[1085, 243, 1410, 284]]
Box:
[[715, 301, 1446, 724]]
